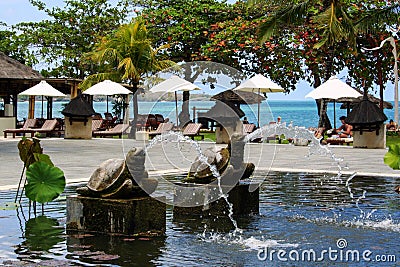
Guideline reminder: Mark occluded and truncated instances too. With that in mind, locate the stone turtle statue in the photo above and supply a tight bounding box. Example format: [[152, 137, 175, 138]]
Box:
[[186, 133, 255, 184], [77, 148, 158, 198]]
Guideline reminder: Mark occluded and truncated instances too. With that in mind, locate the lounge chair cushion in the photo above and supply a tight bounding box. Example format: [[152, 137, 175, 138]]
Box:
[[93, 124, 130, 138], [182, 123, 204, 140]]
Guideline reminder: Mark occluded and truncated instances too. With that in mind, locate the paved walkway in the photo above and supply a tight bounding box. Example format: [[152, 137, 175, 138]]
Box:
[[0, 137, 398, 190]]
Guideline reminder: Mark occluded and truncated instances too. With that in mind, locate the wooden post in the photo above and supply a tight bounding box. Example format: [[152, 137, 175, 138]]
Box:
[[70, 82, 78, 99], [28, 96, 35, 119]]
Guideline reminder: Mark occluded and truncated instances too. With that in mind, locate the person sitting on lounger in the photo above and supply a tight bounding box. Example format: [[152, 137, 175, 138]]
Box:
[[333, 116, 352, 138], [386, 119, 397, 131]]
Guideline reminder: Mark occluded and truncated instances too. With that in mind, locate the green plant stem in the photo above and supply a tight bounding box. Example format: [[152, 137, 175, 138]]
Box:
[[15, 165, 26, 203]]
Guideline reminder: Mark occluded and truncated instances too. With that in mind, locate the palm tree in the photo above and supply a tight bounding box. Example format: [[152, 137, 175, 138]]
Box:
[[81, 16, 175, 138], [256, 0, 399, 128]]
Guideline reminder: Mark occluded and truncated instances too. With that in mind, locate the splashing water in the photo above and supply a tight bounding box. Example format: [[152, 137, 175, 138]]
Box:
[[345, 173, 370, 218], [245, 123, 344, 176], [145, 131, 220, 179], [145, 131, 241, 234], [246, 122, 372, 218], [145, 125, 373, 246]]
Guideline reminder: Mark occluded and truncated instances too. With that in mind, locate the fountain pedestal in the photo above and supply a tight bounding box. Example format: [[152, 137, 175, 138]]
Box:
[[173, 181, 259, 217], [67, 147, 166, 236], [67, 195, 166, 236]]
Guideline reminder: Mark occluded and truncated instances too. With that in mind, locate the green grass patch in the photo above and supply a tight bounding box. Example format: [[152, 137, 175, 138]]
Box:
[[386, 135, 400, 147], [199, 132, 216, 142]]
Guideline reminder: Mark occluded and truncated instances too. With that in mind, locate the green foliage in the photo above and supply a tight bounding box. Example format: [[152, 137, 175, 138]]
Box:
[[0, 25, 36, 65], [24, 216, 64, 251], [17, 137, 65, 205], [140, 0, 234, 63], [254, 0, 399, 88], [112, 96, 128, 120], [81, 16, 175, 88], [14, 0, 131, 78], [384, 144, 400, 170], [33, 153, 54, 167], [82, 16, 175, 134], [25, 161, 66, 204]]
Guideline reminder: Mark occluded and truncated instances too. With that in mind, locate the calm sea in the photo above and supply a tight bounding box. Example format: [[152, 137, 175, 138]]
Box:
[[16, 100, 396, 129]]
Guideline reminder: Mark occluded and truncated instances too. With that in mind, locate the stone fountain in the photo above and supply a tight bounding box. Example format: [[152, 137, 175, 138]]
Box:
[[66, 125, 260, 236], [66, 147, 166, 236], [173, 132, 259, 217]]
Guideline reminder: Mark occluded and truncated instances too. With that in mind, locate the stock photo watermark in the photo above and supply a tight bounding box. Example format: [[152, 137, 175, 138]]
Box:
[[257, 238, 396, 263]]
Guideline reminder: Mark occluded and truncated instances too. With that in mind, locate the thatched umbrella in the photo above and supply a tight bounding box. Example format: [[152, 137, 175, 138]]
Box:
[[211, 90, 266, 105], [338, 94, 393, 113]]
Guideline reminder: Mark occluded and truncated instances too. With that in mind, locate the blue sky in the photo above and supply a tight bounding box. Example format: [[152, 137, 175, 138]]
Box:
[[0, 0, 396, 101]]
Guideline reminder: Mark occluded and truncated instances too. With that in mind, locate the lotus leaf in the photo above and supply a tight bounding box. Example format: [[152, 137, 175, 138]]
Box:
[[33, 153, 54, 167], [24, 216, 64, 251], [25, 161, 66, 203], [384, 144, 400, 170]]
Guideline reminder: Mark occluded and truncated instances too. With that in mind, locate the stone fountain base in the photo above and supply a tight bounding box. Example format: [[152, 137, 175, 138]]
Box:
[[173, 181, 259, 217], [66, 195, 166, 236]]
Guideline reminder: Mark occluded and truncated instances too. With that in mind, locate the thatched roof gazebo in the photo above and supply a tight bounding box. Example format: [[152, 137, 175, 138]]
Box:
[[0, 52, 81, 126], [0, 52, 43, 95]]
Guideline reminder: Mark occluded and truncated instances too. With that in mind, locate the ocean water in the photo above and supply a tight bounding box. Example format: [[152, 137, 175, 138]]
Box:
[[16, 99, 396, 129]]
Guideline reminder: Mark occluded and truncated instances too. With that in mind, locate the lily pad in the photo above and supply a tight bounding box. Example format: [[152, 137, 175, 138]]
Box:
[[384, 144, 400, 170], [25, 161, 66, 204], [0, 202, 19, 210]]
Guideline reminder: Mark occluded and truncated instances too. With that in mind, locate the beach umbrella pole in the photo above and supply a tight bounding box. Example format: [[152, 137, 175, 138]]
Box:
[[257, 88, 260, 127], [333, 100, 336, 129], [41, 95, 44, 118], [175, 91, 178, 126]]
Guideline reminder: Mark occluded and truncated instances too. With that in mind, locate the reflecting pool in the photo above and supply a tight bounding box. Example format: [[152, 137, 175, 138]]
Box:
[[0, 172, 399, 266]]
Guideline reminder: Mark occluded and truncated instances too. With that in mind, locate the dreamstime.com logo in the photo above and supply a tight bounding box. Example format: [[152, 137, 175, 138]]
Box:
[[257, 238, 397, 263]]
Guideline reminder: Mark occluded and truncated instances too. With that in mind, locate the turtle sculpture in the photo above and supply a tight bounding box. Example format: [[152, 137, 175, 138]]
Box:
[[77, 147, 158, 198], [186, 147, 230, 183], [186, 133, 255, 183]]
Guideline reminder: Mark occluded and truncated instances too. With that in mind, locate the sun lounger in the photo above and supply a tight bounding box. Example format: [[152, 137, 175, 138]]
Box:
[[92, 123, 130, 138], [3, 118, 37, 138], [92, 119, 104, 132], [243, 123, 256, 134], [182, 123, 204, 140], [149, 122, 174, 138], [326, 137, 353, 145], [34, 119, 60, 137]]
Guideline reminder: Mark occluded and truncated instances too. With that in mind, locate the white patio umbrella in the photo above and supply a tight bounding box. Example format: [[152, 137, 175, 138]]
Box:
[[234, 74, 284, 127], [149, 76, 200, 125], [19, 80, 66, 118], [83, 80, 132, 113], [305, 76, 362, 128]]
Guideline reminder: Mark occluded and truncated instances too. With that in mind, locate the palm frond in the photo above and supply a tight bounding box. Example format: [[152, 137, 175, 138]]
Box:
[[355, 4, 400, 34], [118, 57, 140, 81], [313, 1, 356, 48], [154, 59, 176, 72], [258, 0, 311, 44]]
